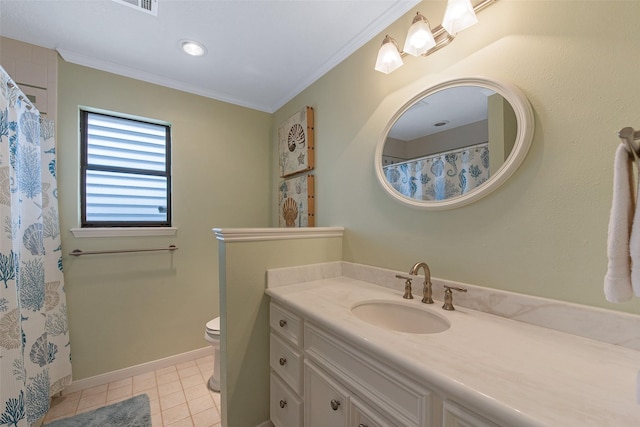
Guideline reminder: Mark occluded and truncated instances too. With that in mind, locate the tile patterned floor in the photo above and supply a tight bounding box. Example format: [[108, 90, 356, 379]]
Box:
[[43, 355, 221, 427]]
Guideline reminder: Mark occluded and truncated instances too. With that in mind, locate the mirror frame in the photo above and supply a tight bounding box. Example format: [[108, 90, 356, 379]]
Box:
[[374, 76, 534, 210]]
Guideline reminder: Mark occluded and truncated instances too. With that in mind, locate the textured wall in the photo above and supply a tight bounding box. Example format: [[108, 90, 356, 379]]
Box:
[[272, 1, 640, 314], [219, 235, 343, 427], [57, 61, 272, 379]]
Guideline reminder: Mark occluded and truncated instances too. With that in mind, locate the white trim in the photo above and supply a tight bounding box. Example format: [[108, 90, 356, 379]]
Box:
[[70, 227, 177, 238], [57, 48, 270, 113], [56, 0, 421, 114], [212, 227, 344, 242], [80, 105, 170, 127], [270, 0, 421, 112], [255, 422, 274, 427], [62, 347, 212, 394]]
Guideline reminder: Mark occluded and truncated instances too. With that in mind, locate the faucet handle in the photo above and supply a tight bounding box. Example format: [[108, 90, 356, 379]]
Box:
[[395, 275, 414, 299], [442, 285, 467, 311]]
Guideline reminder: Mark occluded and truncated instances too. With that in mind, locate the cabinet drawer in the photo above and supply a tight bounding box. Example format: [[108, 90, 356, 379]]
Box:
[[304, 361, 349, 427], [270, 333, 303, 394], [270, 303, 303, 346], [305, 323, 430, 426], [270, 372, 303, 427]]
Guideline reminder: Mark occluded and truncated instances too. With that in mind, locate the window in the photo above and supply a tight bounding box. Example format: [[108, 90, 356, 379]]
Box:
[[80, 110, 171, 227]]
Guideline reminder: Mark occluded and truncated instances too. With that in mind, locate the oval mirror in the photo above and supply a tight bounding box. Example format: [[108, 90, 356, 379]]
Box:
[[374, 77, 534, 210]]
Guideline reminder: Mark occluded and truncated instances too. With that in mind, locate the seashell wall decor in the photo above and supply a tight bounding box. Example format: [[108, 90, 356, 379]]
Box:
[[278, 106, 314, 177], [282, 198, 299, 227], [278, 174, 315, 227]]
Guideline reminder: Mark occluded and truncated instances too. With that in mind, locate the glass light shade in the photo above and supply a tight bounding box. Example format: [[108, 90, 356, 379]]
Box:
[[442, 0, 478, 35], [375, 36, 403, 74], [403, 14, 436, 56]]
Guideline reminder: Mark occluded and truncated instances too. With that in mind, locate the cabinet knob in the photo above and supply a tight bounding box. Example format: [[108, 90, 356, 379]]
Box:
[[279, 319, 287, 327], [279, 357, 287, 366], [358, 424, 368, 427], [330, 399, 341, 411], [279, 399, 287, 408]]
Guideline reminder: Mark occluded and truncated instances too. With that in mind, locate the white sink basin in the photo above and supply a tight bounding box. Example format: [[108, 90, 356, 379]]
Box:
[[351, 300, 450, 334]]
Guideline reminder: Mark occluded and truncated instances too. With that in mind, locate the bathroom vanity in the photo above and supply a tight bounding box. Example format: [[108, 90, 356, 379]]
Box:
[[266, 262, 640, 427]]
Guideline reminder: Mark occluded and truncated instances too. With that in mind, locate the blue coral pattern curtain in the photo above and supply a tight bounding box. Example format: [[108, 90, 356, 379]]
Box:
[[0, 67, 71, 426], [384, 143, 490, 201]]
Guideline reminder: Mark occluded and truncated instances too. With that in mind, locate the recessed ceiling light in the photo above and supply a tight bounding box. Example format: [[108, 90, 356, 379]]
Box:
[[180, 40, 207, 57]]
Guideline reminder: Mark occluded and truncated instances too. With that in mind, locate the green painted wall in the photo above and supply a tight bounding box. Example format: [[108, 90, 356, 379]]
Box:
[[57, 61, 272, 379], [219, 236, 342, 427], [272, 1, 640, 314]]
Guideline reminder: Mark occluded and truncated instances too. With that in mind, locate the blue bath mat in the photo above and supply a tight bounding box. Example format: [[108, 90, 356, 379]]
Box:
[[44, 394, 151, 427]]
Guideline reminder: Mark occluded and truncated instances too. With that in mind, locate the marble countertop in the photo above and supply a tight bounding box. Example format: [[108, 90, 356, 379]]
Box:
[[266, 276, 640, 427]]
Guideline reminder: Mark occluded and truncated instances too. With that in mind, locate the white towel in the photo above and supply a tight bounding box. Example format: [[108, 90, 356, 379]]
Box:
[[631, 154, 640, 296], [604, 144, 635, 302]]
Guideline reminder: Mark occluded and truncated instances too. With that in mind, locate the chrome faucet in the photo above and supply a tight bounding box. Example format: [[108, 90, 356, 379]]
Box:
[[409, 262, 433, 304]]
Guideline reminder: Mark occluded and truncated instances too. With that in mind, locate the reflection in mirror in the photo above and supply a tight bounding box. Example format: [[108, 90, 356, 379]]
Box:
[[375, 77, 533, 210], [382, 86, 517, 201]]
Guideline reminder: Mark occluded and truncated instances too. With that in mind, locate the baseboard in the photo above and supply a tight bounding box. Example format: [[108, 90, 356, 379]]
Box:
[[256, 421, 274, 427], [64, 347, 212, 394]]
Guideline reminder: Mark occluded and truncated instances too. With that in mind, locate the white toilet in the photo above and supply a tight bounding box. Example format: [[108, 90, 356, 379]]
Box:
[[204, 317, 221, 392]]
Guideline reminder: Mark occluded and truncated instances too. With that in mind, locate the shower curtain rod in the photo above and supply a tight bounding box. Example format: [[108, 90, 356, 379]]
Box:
[[619, 126, 640, 157], [68, 245, 178, 256]]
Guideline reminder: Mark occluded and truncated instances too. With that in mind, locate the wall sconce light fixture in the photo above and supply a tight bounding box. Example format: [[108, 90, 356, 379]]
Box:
[[374, 0, 496, 74]]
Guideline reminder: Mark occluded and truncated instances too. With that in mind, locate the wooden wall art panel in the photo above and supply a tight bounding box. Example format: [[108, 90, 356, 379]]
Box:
[[278, 175, 315, 227], [278, 106, 314, 177]]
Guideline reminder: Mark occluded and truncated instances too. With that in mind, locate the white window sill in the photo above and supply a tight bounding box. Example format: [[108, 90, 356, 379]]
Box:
[[70, 227, 178, 238]]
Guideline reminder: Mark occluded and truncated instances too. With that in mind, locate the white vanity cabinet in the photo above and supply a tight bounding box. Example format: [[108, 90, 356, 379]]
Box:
[[270, 301, 502, 427], [269, 303, 304, 427], [267, 268, 640, 427], [304, 322, 432, 427]]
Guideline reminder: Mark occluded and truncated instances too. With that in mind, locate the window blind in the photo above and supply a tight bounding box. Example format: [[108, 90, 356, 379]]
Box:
[[82, 111, 171, 226]]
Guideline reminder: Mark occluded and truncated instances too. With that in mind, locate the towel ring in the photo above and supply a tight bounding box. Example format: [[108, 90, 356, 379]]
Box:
[[619, 127, 640, 158]]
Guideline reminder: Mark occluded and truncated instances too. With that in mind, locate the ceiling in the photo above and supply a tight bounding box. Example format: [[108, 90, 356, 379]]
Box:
[[389, 86, 496, 141], [0, 0, 420, 113]]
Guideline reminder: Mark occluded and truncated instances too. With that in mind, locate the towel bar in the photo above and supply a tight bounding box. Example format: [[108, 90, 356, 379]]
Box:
[[69, 245, 178, 256]]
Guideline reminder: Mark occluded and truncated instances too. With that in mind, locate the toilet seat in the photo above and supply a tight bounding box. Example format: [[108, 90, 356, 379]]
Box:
[[206, 317, 220, 336]]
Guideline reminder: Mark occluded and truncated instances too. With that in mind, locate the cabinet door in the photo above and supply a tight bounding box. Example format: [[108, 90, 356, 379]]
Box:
[[304, 361, 349, 427], [442, 401, 500, 427], [351, 396, 396, 427]]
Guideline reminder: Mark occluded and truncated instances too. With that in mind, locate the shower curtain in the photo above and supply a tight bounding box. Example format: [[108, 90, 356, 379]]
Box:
[[384, 143, 490, 201], [0, 67, 71, 426]]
